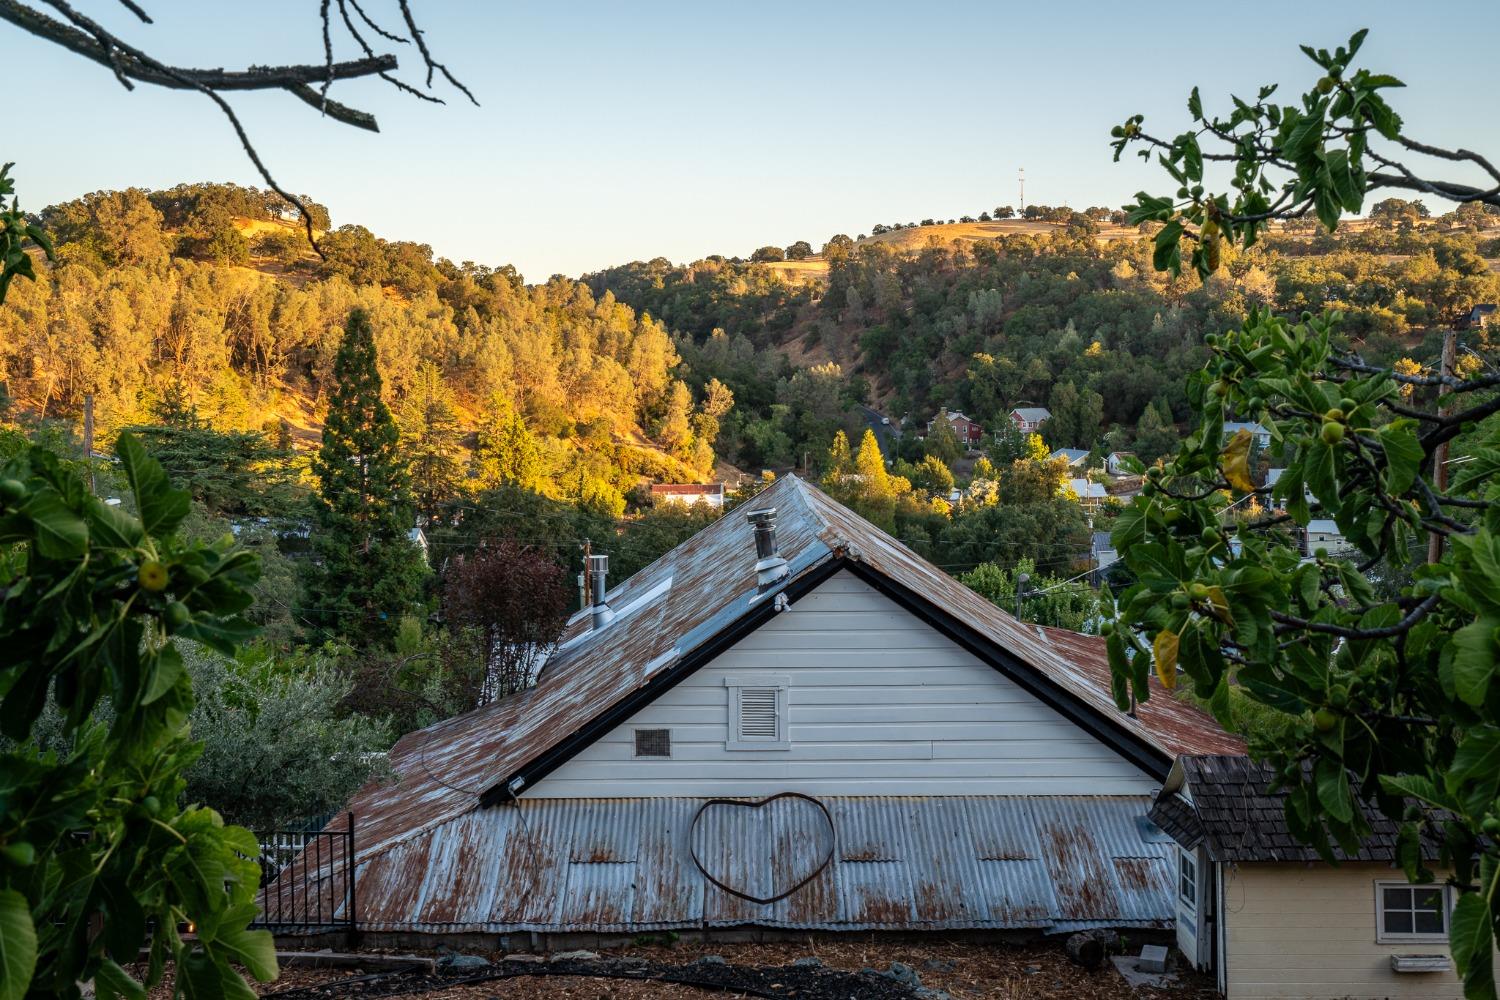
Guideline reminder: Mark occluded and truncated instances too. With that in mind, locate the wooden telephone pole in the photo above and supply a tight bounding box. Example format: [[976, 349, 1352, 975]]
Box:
[[82, 393, 96, 495]]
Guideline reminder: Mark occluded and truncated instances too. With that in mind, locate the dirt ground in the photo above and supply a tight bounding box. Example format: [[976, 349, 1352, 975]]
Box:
[[140, 937, 1217, 1000]]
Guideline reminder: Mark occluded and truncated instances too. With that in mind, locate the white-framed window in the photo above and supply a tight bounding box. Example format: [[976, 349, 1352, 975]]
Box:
[[1178, 848, 1197, 908], [724, 674, 790, 751], [1375, 881, 1451, 942]]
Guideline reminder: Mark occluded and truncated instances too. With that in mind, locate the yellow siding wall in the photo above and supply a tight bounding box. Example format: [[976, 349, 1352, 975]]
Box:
[[1225, 863, 1487, 999]]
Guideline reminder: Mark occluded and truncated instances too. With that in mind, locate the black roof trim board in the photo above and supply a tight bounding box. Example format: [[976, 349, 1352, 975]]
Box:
[[486, 553, 1169, 805]]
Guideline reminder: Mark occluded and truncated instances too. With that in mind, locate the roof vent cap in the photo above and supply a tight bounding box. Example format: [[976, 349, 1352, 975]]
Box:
[[589, 553, 616, 630], [746, 507, 789, 590]]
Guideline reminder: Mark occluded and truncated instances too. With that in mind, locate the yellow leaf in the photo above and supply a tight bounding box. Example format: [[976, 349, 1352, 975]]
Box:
[[1220, 428, 1255, 493], [1153, 629, 1180, 689], [1205, 585, 1233, 624]]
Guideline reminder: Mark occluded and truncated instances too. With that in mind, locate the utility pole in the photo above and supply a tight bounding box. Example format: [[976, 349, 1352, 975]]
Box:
[[1015, 572, 1031, 621], [579, 538, 592, 610], [1428, 328, 1458, 564], [82, 393, 96, 495]]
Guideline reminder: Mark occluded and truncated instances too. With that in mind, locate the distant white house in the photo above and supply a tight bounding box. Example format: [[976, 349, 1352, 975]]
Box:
[[1091, 530, 1118, 574], [1305, 519, 1354, 556], [408, 525, 429, 564], [1068, 477, 1109, 510], [1264, 468, 1287, 510], [1106, 451, 1141, 476], [1050, 447, 1091, 469], [650, 483, 727, 509], [1009, 407, 1052, 434], [1463, 303, 1496, 329], [1222, 421, 1272, 449]]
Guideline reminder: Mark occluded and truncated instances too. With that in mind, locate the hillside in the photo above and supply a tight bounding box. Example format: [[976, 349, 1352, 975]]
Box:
[[10, 183, 1500, 506], [594, 201, 1500, 481], [2, 184, 722, 520]]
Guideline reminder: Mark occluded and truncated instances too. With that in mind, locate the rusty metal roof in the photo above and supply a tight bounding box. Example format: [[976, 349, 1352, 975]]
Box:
[[273, 795, 1176, 935], [329, 474, 1239, 884]]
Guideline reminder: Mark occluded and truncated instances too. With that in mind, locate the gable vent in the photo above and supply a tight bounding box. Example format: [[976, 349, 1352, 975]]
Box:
[[634, 728, 671, 758], [738, 687, 780, 740]]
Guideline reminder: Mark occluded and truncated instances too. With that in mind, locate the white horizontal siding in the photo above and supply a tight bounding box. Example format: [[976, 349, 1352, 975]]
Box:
[[530, 570, 1155, 798]]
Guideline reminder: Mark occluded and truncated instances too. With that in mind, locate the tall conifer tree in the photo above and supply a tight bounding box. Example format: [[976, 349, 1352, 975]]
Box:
[[304, 308, 426, 646], [474, 393, 545, 492]]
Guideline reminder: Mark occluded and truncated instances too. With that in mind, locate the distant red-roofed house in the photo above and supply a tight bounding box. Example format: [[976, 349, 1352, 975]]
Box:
[[1009, 406, 1052, 434], [926, 409, 985, 447]]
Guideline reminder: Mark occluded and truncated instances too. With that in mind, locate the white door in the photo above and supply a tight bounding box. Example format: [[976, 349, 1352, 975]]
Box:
[[1175, 847, 1201, 968]]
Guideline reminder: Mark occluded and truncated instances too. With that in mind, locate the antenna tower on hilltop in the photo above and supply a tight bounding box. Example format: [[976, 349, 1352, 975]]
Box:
[[1018, 167, 1025, 213]]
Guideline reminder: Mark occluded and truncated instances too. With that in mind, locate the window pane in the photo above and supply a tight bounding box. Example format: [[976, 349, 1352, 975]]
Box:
[[1414, 889, 1443, 911], [1383, 887, 1411, 910], [1415, 909, 1444, 934], [1384, 911, 1413, 934]]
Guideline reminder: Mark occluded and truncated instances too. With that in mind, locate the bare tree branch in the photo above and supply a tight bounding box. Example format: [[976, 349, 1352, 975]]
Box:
[[0, 0, 477, 246], [397, 0, 477, 105]]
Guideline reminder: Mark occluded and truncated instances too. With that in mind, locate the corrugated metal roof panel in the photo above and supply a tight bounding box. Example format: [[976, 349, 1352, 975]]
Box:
[[301, 795, 1174, 935]]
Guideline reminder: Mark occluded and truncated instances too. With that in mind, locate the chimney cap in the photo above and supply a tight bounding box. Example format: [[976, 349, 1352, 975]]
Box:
[[745, 506, 777, 524]]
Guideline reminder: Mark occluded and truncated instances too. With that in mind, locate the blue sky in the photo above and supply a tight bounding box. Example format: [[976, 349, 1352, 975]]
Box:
[[9, 1, 1497, 279]]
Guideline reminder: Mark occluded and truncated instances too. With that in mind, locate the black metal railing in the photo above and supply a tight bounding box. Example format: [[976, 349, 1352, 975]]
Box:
[[252, 812, 356, 932]]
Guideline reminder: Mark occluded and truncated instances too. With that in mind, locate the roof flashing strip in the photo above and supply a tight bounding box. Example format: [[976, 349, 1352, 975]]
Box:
[[556, 574, 674, 652]]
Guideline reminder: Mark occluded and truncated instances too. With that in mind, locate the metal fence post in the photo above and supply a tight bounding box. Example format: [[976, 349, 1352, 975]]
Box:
[[346, 811, 359, 946]]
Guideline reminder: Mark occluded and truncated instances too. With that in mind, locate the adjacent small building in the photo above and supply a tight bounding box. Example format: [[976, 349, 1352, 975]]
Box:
[[1009, 407, 1052, 434], [1151, 755, 1491, 1000], [1106, 451, 1141, 476], [650, 483, 727, 509]]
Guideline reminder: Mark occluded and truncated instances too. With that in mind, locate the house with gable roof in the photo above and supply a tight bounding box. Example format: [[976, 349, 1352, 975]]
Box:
[[267, 475, 1241, 944]]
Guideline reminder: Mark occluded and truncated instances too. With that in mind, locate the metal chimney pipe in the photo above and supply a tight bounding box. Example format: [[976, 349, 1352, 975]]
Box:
[[746, 507, 788, 589], [589, 554, 615, 629]]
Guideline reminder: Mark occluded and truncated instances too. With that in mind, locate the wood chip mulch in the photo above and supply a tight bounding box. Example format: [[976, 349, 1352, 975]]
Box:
[[137, 936, 1220, 1000]]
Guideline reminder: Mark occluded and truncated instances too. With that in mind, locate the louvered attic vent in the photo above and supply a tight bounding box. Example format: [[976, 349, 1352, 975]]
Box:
[[738, 688, 780, 740], [725, 675, 789, 750], [634, 728, 671, 758]]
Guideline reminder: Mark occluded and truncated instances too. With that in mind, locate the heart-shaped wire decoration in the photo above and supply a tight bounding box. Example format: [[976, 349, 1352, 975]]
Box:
[[688, 791, 836, 905]]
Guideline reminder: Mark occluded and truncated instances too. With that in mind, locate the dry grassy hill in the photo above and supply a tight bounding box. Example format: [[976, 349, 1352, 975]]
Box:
[[758, 219, 1140, 284]]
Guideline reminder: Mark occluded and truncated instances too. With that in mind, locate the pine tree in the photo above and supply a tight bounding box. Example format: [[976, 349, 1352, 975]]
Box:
[[655, 380, 695, 457], [824, 429, 852, 481], [851, 428, 897, 530], [304, 308, 427, 648], [474, 393, 544, 492], [399, 361, 464, 525], [854, 428, 890, 493]]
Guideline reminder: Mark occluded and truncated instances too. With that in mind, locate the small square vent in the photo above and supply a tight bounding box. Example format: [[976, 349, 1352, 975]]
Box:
[[634, 728, 671, 758]]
